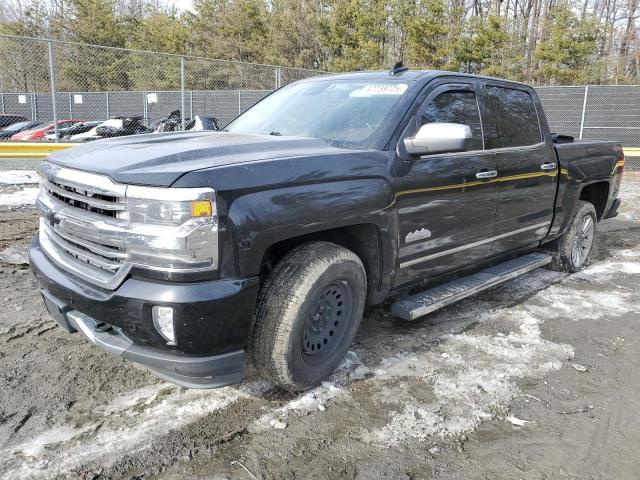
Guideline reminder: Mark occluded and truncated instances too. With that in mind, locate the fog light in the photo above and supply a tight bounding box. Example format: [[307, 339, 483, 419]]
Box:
[[152, 306, 176, 345]]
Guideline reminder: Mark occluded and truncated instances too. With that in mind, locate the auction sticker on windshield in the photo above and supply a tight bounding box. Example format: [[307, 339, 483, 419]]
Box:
[[350, 84, 408, 97]]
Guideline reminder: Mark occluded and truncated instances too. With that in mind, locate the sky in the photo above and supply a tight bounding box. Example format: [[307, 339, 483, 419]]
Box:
[[167, 0, 195, 13]]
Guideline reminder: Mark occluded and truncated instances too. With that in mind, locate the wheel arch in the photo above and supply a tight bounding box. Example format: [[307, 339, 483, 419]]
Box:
[[225, 179, 398, 304], [258, 223, 390, 305], [579, 180, 610, 220]]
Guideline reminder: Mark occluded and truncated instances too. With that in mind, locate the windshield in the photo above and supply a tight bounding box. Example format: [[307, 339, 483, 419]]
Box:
[[226, 80, 410, 148]]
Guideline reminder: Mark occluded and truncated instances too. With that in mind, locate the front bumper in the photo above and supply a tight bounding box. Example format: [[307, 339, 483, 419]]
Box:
[[30, 232, 260, 388]]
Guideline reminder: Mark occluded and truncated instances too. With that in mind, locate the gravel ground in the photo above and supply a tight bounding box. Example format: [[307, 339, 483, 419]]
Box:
[[1, 159, 639, 479]]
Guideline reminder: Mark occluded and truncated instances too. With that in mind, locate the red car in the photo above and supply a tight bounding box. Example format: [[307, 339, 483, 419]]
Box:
[[10, 119, 85, 141]]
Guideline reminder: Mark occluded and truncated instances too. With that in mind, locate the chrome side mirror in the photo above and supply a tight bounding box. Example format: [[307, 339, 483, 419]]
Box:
[[403, 122, 472, 155]]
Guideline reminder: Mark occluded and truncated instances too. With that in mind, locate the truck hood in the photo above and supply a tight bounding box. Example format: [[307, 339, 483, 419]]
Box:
[[46, 131, 345, 186]]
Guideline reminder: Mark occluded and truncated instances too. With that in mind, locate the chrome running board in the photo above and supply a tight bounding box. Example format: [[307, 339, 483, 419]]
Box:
[[391, 253, 551, 321]]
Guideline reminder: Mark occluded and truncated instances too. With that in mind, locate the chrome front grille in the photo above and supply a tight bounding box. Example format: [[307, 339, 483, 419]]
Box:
[[44, 221, 126, 271], [42, 179, 126, 218], [37, 164, 131, 290]]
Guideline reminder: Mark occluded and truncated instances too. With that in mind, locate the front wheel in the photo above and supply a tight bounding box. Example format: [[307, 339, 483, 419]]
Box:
[[250, 242, 367, 391], [547, 200, 597, 272]]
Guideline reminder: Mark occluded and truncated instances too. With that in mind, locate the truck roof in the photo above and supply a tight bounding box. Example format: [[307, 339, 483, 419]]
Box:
[[302, 69, 533, 89]]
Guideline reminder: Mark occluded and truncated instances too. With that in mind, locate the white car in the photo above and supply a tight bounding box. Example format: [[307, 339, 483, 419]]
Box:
[[69, 118, 123, 142]]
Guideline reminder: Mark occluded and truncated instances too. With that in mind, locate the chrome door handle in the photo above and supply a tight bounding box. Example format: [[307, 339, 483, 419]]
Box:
[[476, 170, 498, 179], [541, 162, 557, 170]]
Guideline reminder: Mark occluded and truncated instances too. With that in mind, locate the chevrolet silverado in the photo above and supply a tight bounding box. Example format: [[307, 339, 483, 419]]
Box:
[[30, 67, 624, 391]]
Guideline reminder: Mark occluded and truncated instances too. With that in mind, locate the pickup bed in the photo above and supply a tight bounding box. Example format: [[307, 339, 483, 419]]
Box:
[[30, 69, 624, 390]]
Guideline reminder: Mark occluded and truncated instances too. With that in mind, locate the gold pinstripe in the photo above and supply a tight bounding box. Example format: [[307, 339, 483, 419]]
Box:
[[393, 170, 557, 199], [612, 159, 625, 174], [560, 159, 624, 180], [385, 159, 624, 210]]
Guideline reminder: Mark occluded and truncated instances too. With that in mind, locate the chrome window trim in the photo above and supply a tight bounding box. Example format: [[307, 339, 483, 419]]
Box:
[[486, 141, 547, 154], [417, 148, 492, 160], [399, 221, 551, 269], [417, 141, 547, 161]]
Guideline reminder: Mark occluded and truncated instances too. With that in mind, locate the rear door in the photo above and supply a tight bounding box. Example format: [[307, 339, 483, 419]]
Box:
[[482, 83, 557, 254], [394, 81, 499, 286]]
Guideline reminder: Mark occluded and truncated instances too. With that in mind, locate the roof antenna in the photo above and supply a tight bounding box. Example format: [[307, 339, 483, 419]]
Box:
[[390, 61, 408, 76]]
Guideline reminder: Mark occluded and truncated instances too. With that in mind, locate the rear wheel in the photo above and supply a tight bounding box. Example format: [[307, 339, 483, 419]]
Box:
[[250, 242, 367, 391], [547, 200, 597, 272]]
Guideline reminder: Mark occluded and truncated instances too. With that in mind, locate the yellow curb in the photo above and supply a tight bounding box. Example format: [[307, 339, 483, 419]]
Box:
[[0, 142, 77, 158]]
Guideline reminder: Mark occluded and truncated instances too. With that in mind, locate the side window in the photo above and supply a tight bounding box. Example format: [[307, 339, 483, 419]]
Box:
[[421, 90, 483, 151], [486, 86, 541, 148]]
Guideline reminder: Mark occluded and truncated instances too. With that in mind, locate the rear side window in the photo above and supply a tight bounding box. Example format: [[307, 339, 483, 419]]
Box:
[[486, 86, 541, 148], [421, 90, 484, 151]]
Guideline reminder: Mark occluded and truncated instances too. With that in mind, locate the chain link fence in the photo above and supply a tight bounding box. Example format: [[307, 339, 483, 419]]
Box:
[[0, 34, 639, 169], [0, 34, 323, 136], [536, 85, 640, 170]]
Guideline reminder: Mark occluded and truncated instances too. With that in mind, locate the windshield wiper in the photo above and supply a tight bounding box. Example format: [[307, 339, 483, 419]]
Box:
[[269, 131, 281, 136]]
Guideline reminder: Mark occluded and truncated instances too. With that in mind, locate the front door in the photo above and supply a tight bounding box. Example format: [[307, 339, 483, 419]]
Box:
[[482, 83, 557, 254], [394, 82, 499, 287]]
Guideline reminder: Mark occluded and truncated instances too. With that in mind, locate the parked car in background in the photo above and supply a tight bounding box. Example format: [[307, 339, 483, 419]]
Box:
[[70, 118, 121, 142], [95, 117, 149, 139], [186, 115, 219, 132], [11, 119, 85, 141], [70, 117, 150, 142], [0, 114, 27, 129], [45, 121, 103, 141], [151, 110, 183, 133], [150, 112, 220, 134], [0, 121, 41, 139]]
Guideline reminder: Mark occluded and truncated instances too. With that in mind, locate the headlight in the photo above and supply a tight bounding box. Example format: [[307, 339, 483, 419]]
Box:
[[124, 186, 218, 272]]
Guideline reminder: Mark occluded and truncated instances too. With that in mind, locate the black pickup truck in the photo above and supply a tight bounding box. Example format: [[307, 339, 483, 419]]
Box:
[[30, 69, 624, 391]]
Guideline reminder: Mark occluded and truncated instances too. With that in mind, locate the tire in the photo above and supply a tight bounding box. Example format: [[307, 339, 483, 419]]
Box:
[[249, 241, 367, 391], [547, 200, 597, 273]]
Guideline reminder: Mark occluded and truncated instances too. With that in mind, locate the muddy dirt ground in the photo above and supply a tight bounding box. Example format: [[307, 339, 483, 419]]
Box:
[[1, 161, 639, 480]]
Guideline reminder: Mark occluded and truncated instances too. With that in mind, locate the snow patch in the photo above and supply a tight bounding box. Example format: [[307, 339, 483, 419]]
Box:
[[526, 284, 633, 319], [247, 352, 361, 433], [579, 246, 640, 278], [612, 249, 640, 259], [363, 259, 640, 445], [6, 382, 267, 479], [0, 170, 39, 185], [579, 261, 640, 276], [93, 383, 176, 416], [248, 382, 347, 433], [18, 425, 97, 458], [0, 187, 39, 207], [363, 307, 573, 445]]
